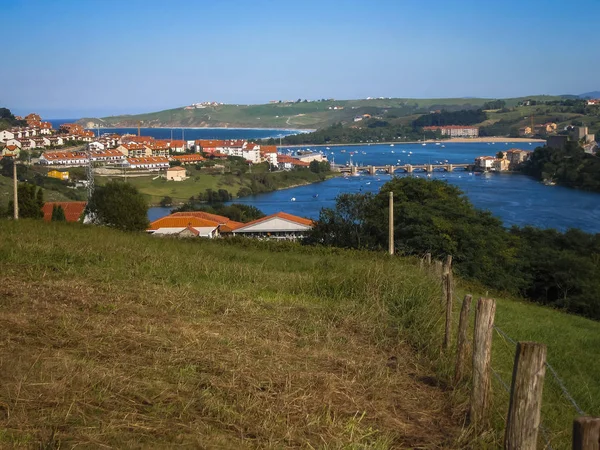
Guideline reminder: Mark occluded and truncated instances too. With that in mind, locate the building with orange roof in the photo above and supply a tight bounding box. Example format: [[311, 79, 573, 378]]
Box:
[[117, 143, 151, 158], [120, 135, 155, 145], [166, 166, 187, 181], [39, 150, 88, 166], [171, 154, 205, 164], [42, 202, 87, 222], [1, 145, 20, 157], [125, 156, 169, 170], [277, 154, 310, 170], [147, 215, 221, 238], [231, 212, 313, 240], [170, 211, 243, 233], [260, 145, 278, 166]]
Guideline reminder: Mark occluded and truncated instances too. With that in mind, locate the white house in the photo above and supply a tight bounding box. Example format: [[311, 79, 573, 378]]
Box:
[[231, 212, 313, 240], [4, 138, 22, 148], [147, 215, 220, 238], [475, 156, 495, 170], [0, 130, 15, 142], [89, 141, 105, 151], [39, 151, 88, 166]]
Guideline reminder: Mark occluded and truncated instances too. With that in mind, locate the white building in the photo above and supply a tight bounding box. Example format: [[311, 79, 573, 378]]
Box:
[[125, 156, 170, 170], [231, 212, 313, 240], [0, 130, 15, 142]]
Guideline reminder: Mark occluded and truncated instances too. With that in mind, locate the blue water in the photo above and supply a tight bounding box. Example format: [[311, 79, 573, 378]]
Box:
[[47, 119, 304, 141], [149, 141, 600, 233]]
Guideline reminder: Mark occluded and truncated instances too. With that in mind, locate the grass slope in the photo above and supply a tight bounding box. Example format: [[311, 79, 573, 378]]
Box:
[[1, 221, 598, 448], [0, 220, 458, 448], [79, 96, 565, 130]]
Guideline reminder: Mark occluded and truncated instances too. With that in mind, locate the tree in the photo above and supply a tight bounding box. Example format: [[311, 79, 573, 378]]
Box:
[[496, 151, 504, 159], [86, 181, 149, 231], [7, 183, 44, 219], [159, 196, 173, 207], [309, 160, 321, 173], [51, 205, 66, 221]]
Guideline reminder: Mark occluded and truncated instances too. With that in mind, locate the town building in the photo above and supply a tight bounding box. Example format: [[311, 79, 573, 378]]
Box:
[[48, 170, 69, 180], [39, 151, 88, 166], [171, 154, 205, 164], [277, 154, 310, 170], [260, 145, 278, 166], [166, 166, 187, 181], [422, 125, 479, 137], [475, 156, 495, 170], [42, 202, 87, 222], [505, 149, 531, 169], [231, 212, 313, 240], [124, 156, 170, 170], [147, 215, 221, 238]]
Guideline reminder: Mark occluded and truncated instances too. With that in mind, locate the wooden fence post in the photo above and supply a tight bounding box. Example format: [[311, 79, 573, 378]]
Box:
[[444, 254, 452, 274], [454, 294, 473, 384], [470, 297, 496, 430], [504, 342, 547, 450], [426, 252, 431, 265], [443, 271, 454, 350], [573, 417, 600, 450]]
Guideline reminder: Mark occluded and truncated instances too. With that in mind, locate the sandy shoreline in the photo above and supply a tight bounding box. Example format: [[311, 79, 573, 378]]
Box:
[[278, 137, 545, 148]]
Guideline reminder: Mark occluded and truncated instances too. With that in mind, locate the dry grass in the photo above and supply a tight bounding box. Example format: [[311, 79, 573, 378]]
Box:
[[0, 221, 461, 448]]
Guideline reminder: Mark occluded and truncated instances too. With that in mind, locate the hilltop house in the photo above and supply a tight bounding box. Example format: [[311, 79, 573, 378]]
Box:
[[166, 166, 187, 181]]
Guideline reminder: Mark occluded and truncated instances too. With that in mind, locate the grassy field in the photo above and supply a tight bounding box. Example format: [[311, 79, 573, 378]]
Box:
[[0, 221, 597, 448], [97, 168, 337, 206], [79, 95, 567, 130], [0, 220, 458, 448]]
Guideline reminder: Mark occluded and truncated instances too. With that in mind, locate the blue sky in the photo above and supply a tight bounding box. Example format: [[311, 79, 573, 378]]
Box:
[[1, 0, 599, 118]]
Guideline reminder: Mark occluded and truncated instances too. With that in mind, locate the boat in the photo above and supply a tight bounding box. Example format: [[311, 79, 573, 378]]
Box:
[[326, 147, 330, 150], [441, 145, 445, 148], [313, 194, 319, 198], [291, 197, 296, 201], [390, 144, 394, 147], [435, 142, 440, 146], [422, 143, 426, 146], [341, 149, 346, 153], [543, 179, 556, 186], [391, 150, 395, 154], [366, 182, 371, 185]]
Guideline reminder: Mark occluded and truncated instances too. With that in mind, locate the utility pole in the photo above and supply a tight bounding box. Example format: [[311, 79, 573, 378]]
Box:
[[12, 156, 18, 220], [388, 191, 394, 255]]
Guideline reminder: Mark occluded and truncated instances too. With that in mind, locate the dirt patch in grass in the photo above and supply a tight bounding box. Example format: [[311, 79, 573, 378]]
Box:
[[0, 272, 460, 448]]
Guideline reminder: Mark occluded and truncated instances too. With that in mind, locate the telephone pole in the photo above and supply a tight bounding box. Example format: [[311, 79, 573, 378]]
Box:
[[388, 191, 394, 255], [12, 157, 18, 220]]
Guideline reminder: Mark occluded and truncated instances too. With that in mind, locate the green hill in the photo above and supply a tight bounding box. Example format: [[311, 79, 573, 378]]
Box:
[[0, 220, 598, 448], [78, 96, 566, 130]]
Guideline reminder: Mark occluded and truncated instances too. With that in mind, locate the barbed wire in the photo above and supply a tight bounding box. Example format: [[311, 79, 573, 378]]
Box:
[[492, 324, 586, 418], [545, 362, 586, 416]]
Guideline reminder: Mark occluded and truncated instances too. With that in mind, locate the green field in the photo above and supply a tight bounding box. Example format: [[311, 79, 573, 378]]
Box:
[[97, 167, 337, 206], [79, 95, 567, 130], [0, 220, 598, 448]]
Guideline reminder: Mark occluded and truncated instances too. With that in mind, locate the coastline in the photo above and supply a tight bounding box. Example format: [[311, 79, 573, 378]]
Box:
[[278, 137, 545, 148], [89, 125, 315, 132]]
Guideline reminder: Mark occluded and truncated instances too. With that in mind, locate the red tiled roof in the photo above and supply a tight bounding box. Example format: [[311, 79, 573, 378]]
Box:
[[277, 154, 310, 167], [171, 211, 232, 224], [260, 145, 277, 154], [171, 154, 205, 162], [147, 216, 219, 230], [196, 139, 225, 147], [168, 166, 186, 171], [42, 202, 87, 222]]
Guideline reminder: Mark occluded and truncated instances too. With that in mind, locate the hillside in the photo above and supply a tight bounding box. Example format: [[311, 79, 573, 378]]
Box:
[[77, 95, 565, 130], [0, 220, 459, 448], [0, 221, 598, 448]]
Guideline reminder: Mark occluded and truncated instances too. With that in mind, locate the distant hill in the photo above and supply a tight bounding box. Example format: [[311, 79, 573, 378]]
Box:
[[578, 91, 600, 99], [76, 95, 565, 130]]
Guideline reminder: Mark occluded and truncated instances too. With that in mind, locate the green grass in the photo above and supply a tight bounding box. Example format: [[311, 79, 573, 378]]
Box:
[[97, 168, 337, 205], [0, 220, 597, 448], [80, 96, 568, 130], [0, 220, 458, 448]]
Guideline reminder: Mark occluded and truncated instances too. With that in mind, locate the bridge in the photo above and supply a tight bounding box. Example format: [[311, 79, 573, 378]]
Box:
[[333, 163, 472, 175]]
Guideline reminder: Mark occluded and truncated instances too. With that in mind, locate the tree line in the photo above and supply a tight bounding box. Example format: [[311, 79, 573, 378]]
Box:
[[304, 177, 600, 320], [521, 142, 600, 192]]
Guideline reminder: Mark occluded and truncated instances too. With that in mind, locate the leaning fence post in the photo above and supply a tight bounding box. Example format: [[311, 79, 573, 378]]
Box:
[[504, 342, 547, 450], [470, 297, 496, 430], [573, 417, 600, 450], [443, 271, 454, 350], [454, 294, 473, 383], [444, 254, 452, 274], [426, 252, 432, 265]]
